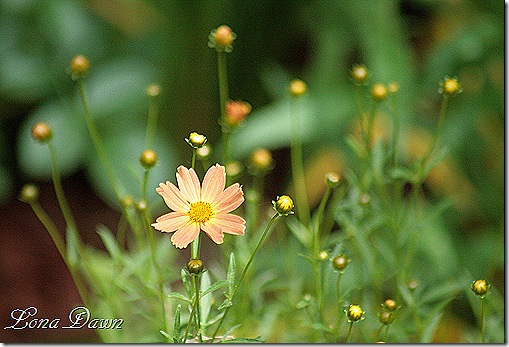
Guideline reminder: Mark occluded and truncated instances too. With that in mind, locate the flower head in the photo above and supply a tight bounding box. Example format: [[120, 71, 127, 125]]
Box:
[[351, 64, 368, 84], [289, 79, 307, 97], [273, 195, 294, 216], [471, 279, 490, 297], [208, 25, 236, 52], [70, 55, 90, 79], [32, 122, 52, 143], [439, 76, 462, 96], [346, 304, 365, 322], [152, 164, 246, 249], [225, 100, 251, 126]]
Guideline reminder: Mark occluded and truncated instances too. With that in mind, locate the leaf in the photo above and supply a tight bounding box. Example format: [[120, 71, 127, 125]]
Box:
[[223, 337, 265, 343], [172, 304, 181, 343], [168, 292, 192, 304], [200, 271, 212, 324], [227, 252, 236, 298], [218, 298, 233, 311], [96, 225, 122, 262], [201, 280, 229, 298], [219, 324, 241, 342], [286, 217, 312, 249], [181, 268, 192, 298]]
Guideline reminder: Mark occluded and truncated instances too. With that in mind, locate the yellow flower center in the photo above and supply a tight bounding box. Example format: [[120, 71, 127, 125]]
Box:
[[188, 201, 213, 223]]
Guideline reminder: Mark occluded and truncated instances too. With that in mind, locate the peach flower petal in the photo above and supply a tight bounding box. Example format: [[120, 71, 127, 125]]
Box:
[[151, 212, 189, 233], [201, 222, 225, 244], [171, 222, 200, 249], [176, 166, 200, 203], [156, 182, 190, 212], [201, 163, 226, 203], [214, 183, 244, 213], [209, 213, 246, 235]]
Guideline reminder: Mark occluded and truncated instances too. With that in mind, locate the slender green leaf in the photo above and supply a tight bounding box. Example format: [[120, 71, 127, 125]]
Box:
[[96, 225, 122, 262], [172, 304, 181, 342], [227, 252, 236, 297], [168, 292, 192, 304], [200, 271, 211, 324], [201, 280, 229, 297]]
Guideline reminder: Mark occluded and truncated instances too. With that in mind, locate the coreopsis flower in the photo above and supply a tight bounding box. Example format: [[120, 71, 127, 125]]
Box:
[[152, 164, 246, 249]]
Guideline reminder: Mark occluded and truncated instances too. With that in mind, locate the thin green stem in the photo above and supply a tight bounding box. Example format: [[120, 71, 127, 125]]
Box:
[[193, 275, 203, 342], [355, 85, 367, 144], [217, 51, 230, 164], [27, 201, 88, 304], [384, 324, 390, 342], [290, 97, 311, 226], [47, 141, 78, 237], [481, 297, 486, 343], [212, 213, 280, 340], [77, 79, 123, 201], [336, 272, 344, 333], [145, 95, 159, 149], [390, 91, 400, 167], [346, 321, 354, 343]]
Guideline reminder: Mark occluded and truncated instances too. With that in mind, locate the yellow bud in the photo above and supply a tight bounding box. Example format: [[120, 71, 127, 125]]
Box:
[[440, 77, 462, 96], [70, 54, 90, 79], [146, 83, 161, 97], [318, 251, 329, 261], [371, 83, 388, 101], [250, 148, 273, 171], [289, 79, 307, 97], [19, 184, 39, 203], [346, 304, 364, 322], [325, 172, 341, 189], [140, 149, 157, 169], [332, 254, 350, 271], [383, 299, 397, 311], [471, 279, 489, 297], [351, 64, 368, 84], [379, 311, 394, 325], [187, 132, 207, 148], [209, 25, 236, 52], [187, 259, 204, 275], [273, 195, 294, 216], [31, 122, 52, 143]]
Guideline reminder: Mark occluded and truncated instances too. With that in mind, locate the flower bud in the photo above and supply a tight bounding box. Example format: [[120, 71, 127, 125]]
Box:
[[471, 279, 489, 297], [135, 200, 147, 213], [289, 79, 307, 97], [388, 82, 399, 93], [273, 195, 294, 216], [225, 100, 251, 126], [318, 250, 329, 261], [146, 83, 161, 97], [70, 54, 90, 79], [140, 149, 157, 169], [332, 254, 350, 271], [19, 184, 39, 203], [379, 311, 394, 325], [186, 132, 207, 148], [440, 76, 462, 96], [225, 160, 243, 177], [250, 148, 273, 172], [359, 194, 371, 206], [187, 259, 204, 275], [196, 144, 212, 159], [325, 172, 341, 189], [351, 64, 368, 84], [346, 304, 364, 322], [121, 195, 134, 208], [383, 299, 397, 311], [371, 83, 388, 102], [31, 122, 52, 143], [208, 25, 236, 52]]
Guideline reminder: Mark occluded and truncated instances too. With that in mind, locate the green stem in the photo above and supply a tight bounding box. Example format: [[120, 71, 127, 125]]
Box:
[[336, 272, 344, 333], [27, 200, 88, 304], [77, 79, 123, 201], [290, 96, 311, 226], [193, 275, 203, 342], [355, 85, 367, 145], [390, 91, 399, 167], [212, 213, 280, 340], [481, 297, 486, 343], [145, 94, 159, 149], [346, 321, 354, 343], [47, 141, 78, 238], [217, 51, 230, 164], [384, 324, 390, 342]]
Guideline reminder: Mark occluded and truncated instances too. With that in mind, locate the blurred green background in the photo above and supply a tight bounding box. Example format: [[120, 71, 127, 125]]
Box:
[[0, 0, 503, 342]]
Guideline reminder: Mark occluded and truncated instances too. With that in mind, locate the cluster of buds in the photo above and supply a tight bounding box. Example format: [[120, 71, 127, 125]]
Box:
[[379, 299, 399, 326]]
